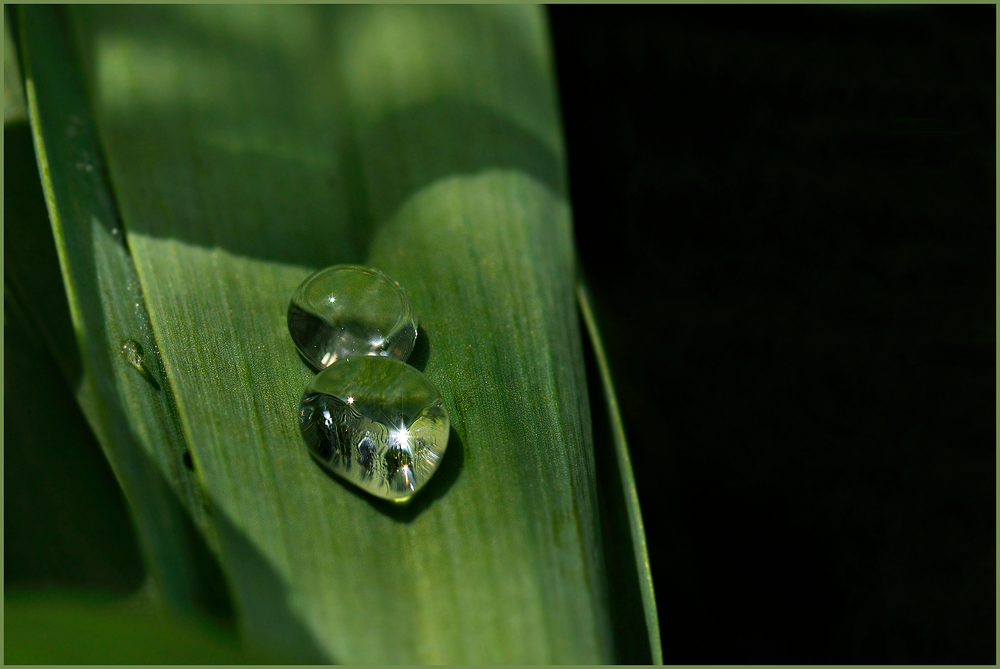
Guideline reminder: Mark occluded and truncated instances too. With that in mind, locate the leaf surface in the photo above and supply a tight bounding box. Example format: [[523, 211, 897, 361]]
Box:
[[22, 5, 659, 662], [69, 5, 607, 662]]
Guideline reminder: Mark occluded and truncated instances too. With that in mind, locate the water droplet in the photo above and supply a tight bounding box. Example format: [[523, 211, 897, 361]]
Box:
[[121, 338, 160, 391], [122, 338, 145, 369], [299, 357, 448, 502], [288, 265, 417, 369]]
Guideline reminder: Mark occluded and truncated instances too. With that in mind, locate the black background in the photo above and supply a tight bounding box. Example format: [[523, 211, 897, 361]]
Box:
[[550, 5, 995, 664]]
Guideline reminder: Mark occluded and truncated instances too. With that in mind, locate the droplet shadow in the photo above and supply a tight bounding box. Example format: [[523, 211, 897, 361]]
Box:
[[310, 425, 464, 524], [407, 324, 430, 372]]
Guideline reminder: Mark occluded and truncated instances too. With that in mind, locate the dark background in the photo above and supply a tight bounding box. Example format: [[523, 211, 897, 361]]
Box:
[[550, 5, 995, 664]]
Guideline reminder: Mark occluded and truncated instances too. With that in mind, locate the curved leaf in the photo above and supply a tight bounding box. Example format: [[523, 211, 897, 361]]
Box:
[[21, 5, 659, 663], [579, 280, 663, 663], [18, 5, 229, 621]]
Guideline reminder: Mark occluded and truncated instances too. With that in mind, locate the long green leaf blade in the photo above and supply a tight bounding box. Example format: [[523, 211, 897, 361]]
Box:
[[68, 5, 610, 663], [579, 280, 664, 663], [6, 4, 145, 600], [18, 5, 226, 618], [24, 5, 659, 662]]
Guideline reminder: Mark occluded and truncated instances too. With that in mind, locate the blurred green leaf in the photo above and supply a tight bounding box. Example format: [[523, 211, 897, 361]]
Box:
[[19, 5, 660, 663], [4, 590, 260, 664], [4, 287, 144, 592], [5, 8, 26, 124]]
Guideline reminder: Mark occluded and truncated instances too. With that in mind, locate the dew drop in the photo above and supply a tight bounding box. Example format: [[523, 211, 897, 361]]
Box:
[[121, 338, 160, 391], [288, 265, 417, 370], [122, 338, 145, 369], [299, 356, 448, 502]]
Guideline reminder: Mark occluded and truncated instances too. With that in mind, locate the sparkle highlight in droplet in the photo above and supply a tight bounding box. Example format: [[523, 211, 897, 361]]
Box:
[[298, 357, 449, 501]]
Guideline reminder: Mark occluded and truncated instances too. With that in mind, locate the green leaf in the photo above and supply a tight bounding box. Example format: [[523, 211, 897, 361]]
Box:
[[579, 280, 663, 664], [4, 590, 261, 664], [4, 115, 82, 387], [17, 5, 231, 621], [5, 14, 146, 601], [4, 8, 27, 124], [20, 5, 660, 663]]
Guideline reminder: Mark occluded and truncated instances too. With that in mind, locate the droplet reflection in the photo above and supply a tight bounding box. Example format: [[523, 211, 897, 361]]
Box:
[[299, 356, 448, 501]]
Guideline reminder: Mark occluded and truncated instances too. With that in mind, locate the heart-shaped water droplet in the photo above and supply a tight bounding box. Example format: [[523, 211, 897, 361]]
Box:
[[288, 265, 417, 369], [299, 356, 449, 501]]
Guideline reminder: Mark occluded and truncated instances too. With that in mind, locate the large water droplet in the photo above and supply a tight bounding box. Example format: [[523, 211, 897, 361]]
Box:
[[299, 357, 448, 501], [288, 265, 417, 369]]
